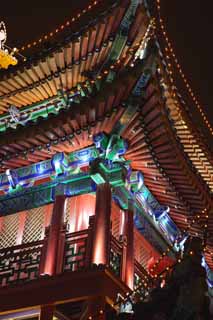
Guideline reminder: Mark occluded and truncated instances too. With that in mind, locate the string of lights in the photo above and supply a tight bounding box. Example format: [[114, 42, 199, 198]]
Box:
[[151, 3, 213, 260], [86, 238, 210, 320], [134, 18, 156, 61], [18, 0, 100, 52], [115, 230, 212, 317], [2, 0, 212, 283], [149, 206, 211, 278], [0, 18, 157, 166], [112, 255, 182, 314], [85, 269, 152, 319], [155, 0, 213, 136], [0, 60, 126, 166]]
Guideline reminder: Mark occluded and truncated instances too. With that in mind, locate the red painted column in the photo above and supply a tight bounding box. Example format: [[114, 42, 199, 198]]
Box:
[[91, 183, 112, 265], [124, 207, 134, 290], [41, 195, 66, 276], [119, 209, 126, 238], [40, 304, 55, 320]]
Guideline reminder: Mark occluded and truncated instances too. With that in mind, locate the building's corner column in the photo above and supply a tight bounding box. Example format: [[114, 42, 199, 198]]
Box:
[[123, 205, 134, 290], [91, 183, 112, 265], [85, 215, 95, 267], [40, 195, 67, 276]]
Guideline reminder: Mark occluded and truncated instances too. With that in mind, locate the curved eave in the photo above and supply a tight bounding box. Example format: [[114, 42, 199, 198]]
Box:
[[0, 0, 131, 114], [0, 58, 213, 267], [0, 63, 142, 169], [157, 48, 213, 193], [0, 61, 211, 212]]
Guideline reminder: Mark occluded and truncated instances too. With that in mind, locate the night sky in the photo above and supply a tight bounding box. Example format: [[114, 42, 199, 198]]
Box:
[[1, 0, 213, 148]]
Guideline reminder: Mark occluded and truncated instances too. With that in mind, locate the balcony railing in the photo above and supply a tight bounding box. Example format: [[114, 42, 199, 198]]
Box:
[[0, 225, 149, 290], [0, 240, 44, 287], [134, 259, 151, 295], [110, 235, 123, 277], [63, 229, 89, 272]]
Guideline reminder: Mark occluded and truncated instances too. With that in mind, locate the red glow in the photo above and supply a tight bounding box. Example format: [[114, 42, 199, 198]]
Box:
[[134, 228, 160, 264], [92, 184, 111, 265], [119, 209, 125, 237], [66, 194, 95, 232], [16, 211, 27, 245], [41, 204, 53, 239]]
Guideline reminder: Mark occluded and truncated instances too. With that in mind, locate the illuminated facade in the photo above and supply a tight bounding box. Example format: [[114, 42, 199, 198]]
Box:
[[0, 0, 212, 319]]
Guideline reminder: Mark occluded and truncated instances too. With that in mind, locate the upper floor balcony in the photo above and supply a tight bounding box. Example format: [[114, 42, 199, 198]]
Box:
[[0, 187, 157, 319]]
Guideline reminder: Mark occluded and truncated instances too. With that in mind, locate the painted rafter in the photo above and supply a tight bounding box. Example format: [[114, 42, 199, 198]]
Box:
[[0, 132, 180, 256], [157, 56, 213, 193]]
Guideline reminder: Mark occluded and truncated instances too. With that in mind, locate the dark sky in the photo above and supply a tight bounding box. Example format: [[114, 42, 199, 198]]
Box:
[[160, 0, 213, 149], [1, 0, 213, 148]]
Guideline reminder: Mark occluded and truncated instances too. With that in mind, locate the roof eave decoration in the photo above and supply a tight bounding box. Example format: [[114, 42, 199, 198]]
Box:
[[0, 0, 151, 117], [0, 132, 181, 253]]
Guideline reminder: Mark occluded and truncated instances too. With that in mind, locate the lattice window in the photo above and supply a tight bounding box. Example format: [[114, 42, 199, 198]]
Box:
[[22, 207, 45, 243], [0, 213, 19, 249]]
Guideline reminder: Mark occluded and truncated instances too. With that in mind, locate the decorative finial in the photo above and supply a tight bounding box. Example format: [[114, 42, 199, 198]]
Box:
[[0, 21, 18, 69]]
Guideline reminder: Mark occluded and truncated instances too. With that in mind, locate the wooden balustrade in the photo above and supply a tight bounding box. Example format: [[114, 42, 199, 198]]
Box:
[[0, 240, 44, 287], [0, 227, 149, 290], [110, 235, 123, 278], [63, 229, 89, 272], [134, 259, 152, 295]]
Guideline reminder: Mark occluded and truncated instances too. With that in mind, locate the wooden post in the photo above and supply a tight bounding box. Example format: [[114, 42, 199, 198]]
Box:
[[85, 215, 95, 267], [91, 183, 112, 265], [40, 195, 67, 276], [123, 207, 134, 290], [40, 304, 55, 320]]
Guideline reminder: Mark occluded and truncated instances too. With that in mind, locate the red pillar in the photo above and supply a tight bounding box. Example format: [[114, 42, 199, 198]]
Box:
[[123, 208, 134, 290], [40, 304, 55, 320], [119, 209, 125, 237], [40, 195, 66, 276], [91, 183, 112, 265]]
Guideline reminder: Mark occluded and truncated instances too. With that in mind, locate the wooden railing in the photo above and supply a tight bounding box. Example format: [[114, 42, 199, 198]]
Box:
[[0, 240, 44, 287], [0, 229, 149, 290], [134, 259, 152, 294], [63, 229, 89, 272], [110, 235, 123, 278]]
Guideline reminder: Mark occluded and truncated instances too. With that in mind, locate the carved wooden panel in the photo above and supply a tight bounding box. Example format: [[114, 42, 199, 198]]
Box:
[[110, 235, 122, 277], [63, 230, 88, 272], [0, 241, 43, 287]]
